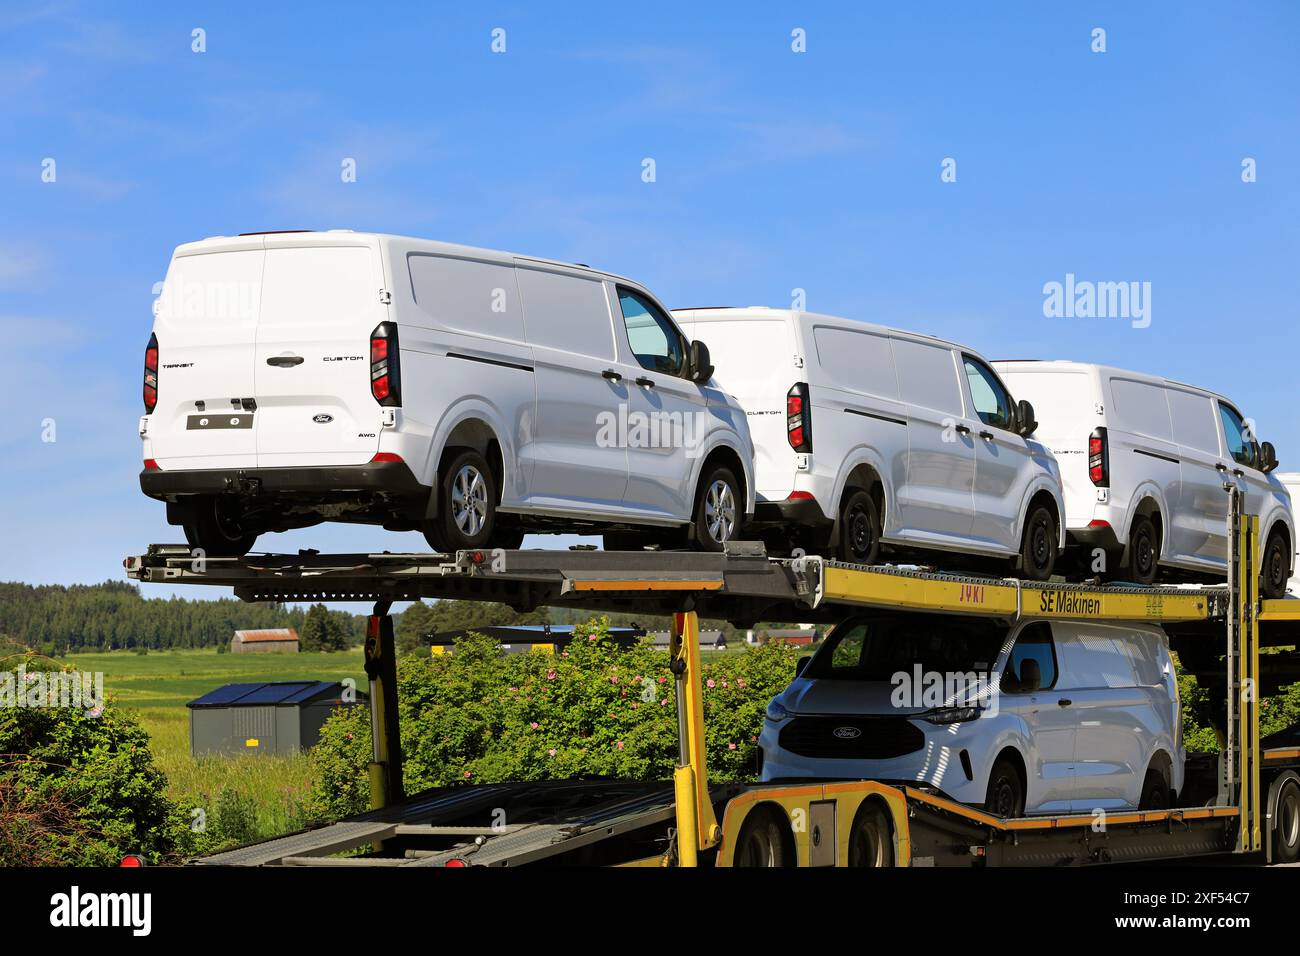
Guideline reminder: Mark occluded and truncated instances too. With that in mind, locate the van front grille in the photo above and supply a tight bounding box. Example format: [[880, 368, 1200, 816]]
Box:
[[778, 716, 924, 760]]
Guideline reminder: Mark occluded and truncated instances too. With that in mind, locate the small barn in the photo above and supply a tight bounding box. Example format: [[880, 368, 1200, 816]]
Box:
[[186, 680, 365, 756], [230, 628, 300, 654]]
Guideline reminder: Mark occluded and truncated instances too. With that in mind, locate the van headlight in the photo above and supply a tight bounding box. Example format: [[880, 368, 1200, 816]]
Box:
[[765, 698, 793, 722], [921, 706, 980, 724]]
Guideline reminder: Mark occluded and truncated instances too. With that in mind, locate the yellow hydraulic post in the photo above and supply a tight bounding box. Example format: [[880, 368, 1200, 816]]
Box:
[[669, 608, 721, 865], [363, 601, 404, 812], [1234, 512, 1262, 852]]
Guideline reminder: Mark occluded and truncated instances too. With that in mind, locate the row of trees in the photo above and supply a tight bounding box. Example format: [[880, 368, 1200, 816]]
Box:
[[0, 581, 365, 655]]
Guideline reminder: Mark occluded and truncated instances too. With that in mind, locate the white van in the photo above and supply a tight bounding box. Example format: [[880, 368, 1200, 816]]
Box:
[[992, 361, 1293, 596], [674, 308, 1065, 578], [760, 613, 1184, 815], [140, 231, 754, 555]]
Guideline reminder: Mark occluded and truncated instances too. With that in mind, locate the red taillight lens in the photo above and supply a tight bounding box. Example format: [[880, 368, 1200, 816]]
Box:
[[143, 332, 159, 413], [787, 382, 812, 453], [119, 854, 145, 867], [1088, 427, 1109, 487], [370, 322, 401, 407], [370, 452, 403, 464], [143, 459, 160, 471]]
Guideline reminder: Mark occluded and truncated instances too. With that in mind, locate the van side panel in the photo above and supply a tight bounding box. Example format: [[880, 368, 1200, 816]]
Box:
[[805, 322, 909, 532], [396, 249, 536, 500]]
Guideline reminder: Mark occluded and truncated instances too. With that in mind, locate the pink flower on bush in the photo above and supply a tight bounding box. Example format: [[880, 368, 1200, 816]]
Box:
[[660, 698, 669, 706], [706, 678, 716, 689], [588, 634, 597, 641], [530, 722, 539, 730], [721, 680, 729, 688], [463, 770, 473, 779], [657, 676, 666, 684], [548, 748, 557, 757], [728, 742, 737, 750], [547, 670, 557, 680], [610, 675, 619, 684], [562, 651, 569, 657], [616, 740, 624, 750], [736, 679, 747, 688]]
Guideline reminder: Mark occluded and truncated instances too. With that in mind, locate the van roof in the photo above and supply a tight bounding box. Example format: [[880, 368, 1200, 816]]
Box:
[[172, 231, 647, 288], [990, 359, 1230, 403], [673, 306, 965, 351]]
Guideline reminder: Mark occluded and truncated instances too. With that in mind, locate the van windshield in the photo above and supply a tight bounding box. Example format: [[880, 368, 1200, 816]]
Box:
[[804, 615, 1006, 681]]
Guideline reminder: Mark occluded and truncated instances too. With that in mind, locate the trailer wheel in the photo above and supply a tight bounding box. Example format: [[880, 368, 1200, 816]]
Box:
[[1123, 514, 1160, 586], [1138, 768, 1170, 810], [984, 756, 1025, 818], [838, 489, 881, 565], [732, 805, 793, 867], [1261, 528, 1290, 599], [1273, 778, 1300, 864], [1019, 504, 1057, 581], [847, 802, 894, 867]]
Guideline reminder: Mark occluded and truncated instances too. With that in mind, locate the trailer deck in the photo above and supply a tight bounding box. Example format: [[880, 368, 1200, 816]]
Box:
[[123, 496, 1300, 867]]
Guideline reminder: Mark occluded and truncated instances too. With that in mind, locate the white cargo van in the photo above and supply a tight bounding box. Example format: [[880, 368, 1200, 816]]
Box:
[[674, 308, 1065, 578], [760, 613, 1184, 815], [992, 361, 1293, 596], [140, 231, 754, 555]]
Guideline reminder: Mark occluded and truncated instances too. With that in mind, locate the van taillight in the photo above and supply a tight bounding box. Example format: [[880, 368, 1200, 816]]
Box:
[[787, 382, 812, 452], [370, 322, 401, 407], [1088, 427, 1109, 487], [143, 332, 158, 413]]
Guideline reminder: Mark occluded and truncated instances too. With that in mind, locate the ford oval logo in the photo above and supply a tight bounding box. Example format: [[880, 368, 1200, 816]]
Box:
[[832, 726, 861, 740], [312, 414, 334, 424]]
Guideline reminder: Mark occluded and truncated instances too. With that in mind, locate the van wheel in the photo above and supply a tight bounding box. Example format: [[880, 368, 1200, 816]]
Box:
[[1019, 505, 1057, 581], [732, 806, 793, 867], [692, 466, 740, 551], [1272, 778, 1300, 864], [847, 803, 894, 867], [423, 450, 497, 553], [1261, 529, 1290, 599], [1124, 515, 1160, 585], [182, 497, 258, 558], [1138, 767, 1170, 810], [838, 489, 881, 565], [984, 757, 1025, 817]]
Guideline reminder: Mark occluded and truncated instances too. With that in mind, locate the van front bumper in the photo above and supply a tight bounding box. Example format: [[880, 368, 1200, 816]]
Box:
[[140, 459, 428, 501]]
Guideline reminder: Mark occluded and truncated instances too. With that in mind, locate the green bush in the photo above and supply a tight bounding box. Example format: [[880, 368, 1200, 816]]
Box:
[[0, 657, 193, 865], [309, 619, 800, 818]]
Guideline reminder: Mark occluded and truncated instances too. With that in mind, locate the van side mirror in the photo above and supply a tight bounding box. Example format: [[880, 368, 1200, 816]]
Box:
[[795, 656, 810, 678], [1261, 441, 1279, 473], [688, 339, 714, 384], [1015, 399, 1038, 437]]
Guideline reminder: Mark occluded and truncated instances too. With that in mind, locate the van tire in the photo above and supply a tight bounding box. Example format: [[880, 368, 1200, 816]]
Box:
[[847, 803, 894, 867], [1261, 528, 1290, 599], [1138, 767, 1170, 810], [422, 450, 497, 553], [692, 466, 741, 551], [984, 756, 1025, 817], [1272, 778, 1300, 864], [838, 489, 881, 565], [1019, 505, 1057, 581], [182, 497, 259, 558], [1124, 514, 1160, 586]]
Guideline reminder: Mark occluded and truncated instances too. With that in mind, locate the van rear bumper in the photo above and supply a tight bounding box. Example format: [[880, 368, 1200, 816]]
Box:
[[752, 495, 833, 527], [140, 459, 428, 500]]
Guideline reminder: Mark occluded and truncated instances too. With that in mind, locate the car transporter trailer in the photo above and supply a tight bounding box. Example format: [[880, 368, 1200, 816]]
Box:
[[124, 488, 1300, 867]]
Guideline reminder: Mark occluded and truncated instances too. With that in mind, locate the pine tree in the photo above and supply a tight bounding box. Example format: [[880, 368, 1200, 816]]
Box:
[[299, 604, 330, 653]]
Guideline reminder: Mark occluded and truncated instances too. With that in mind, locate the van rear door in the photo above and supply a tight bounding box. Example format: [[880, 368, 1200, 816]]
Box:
[[253, 240, 386, 468], [150, 242, 264, 470]]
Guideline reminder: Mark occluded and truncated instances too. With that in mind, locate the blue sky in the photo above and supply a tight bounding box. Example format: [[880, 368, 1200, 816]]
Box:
[[2, 1, 1298, 590]]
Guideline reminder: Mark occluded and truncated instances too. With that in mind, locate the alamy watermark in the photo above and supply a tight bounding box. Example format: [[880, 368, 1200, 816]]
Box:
[[1042, 273, 1151, 329], [1, 666, 105, 716], [596, 403, 711, 459]]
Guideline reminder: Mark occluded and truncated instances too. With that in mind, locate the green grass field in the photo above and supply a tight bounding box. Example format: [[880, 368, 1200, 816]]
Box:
[[65, 647, 367, 845]]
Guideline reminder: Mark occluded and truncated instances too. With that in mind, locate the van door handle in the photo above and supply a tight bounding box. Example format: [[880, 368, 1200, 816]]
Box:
[[955, 424, 971, 436], [1057, 698, 1072, 707], [601, 369, 622, 383], [979, 430, 995, 441], [266, 355, 304, 368], [1216, 463, 1228, 472], [1233, 468, 1245, 478], [635, 376, 655, 388]]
